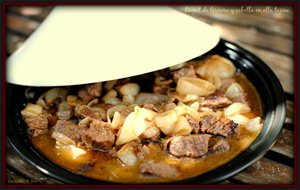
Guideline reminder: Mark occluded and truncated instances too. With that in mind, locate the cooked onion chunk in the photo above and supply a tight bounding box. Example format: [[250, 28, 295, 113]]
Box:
[[176, 77, 216, 96], [195, 55, 236, 79]]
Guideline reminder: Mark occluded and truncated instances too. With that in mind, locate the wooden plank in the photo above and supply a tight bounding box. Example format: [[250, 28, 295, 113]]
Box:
[[286, 100, 294, 123], [177, 6, 292, 37], [6, 168, 32, 184], [7, 6, 53, 21], [231, 157, 293, 184], [270, 128, 294, 159], [187, 16, 293, 56], [6, 143, 62, 184], [7, 13, 40, 36], [6, 33, 26, 55], [240, 44, 293, 94]]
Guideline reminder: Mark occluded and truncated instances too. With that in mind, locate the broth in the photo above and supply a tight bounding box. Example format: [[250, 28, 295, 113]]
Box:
[[23, 55, 263, 183]]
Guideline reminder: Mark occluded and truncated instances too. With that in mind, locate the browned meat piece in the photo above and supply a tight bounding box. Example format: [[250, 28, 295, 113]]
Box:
[[84, 120, 115, 150], [28, 128, 48, 137], [142, 104, 158, 111], [208, 137, 230, 154], [185, 115, 200, 134], [153, 85, 169, 94], [172, 65, 197, 82], [118, 105, 135, 118], [78, 82, 102, 102], [24, 114, 48, 129], [75, 105, 103, 121], [200, 115, 238, 137], [47, 114, 58, 126], [201, 96, 232, 109], [136, 142, 162, 160], [140, 161, 179, 178], [168, 134, 211, 158], [52, 120, 87, 146]]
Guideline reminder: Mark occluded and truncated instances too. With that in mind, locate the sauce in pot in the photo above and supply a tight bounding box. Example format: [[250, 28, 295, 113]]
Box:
[[23, 55, 263, 183]]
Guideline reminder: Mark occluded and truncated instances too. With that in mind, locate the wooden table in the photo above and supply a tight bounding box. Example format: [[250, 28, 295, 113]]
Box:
[[5, 5, 295, 185]]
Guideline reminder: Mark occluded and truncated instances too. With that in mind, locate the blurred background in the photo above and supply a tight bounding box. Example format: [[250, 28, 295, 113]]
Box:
[[6, 5, 294, 184]]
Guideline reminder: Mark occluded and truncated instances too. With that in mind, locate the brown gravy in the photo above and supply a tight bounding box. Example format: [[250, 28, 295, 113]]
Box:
[[30, 73, 262, 183]]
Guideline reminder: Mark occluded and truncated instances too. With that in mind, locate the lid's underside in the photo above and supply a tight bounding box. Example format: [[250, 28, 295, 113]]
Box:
[[6, 6, 219, 86]]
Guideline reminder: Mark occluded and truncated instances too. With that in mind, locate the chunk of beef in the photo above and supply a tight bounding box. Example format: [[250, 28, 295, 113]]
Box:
[[153, 85, 169, 94], [201, 96, 232, 109], [78, 82, 102, 102], [84, 120, 115, 150], [140, 161, 179, 178], [185, 115, 200, 134], [52, 120, 87, 146], [208, 137, 230, 154], [168, 134, 211, 158], [75, 105, 103, 121], [200, 115, 238, 137], [118, 105, 135, 118], [172, 65, 197, 82], [29, 128, 48, 137], [136, 142, 162, 160], [24, 114, 48, 129], [143, 104, 158, 112]]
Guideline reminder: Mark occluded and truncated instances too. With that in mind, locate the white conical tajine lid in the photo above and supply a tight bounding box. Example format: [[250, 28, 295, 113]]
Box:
[[6, 6, 219, 86]]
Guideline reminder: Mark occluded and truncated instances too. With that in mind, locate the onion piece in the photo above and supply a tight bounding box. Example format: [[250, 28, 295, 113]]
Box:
[[176, 77, 216, 96], [21, 103, 43, 118], [111, 111, 124, 129], [225, 82, 244, 99], [117, 143, 137, 166], [172, 116, 192, 135], [224, 102, 251, 116], [246, 117, 263, 132], [141, 126, 160, 139], [195, 55, 236, 79], [154, 110, 178, 135], [118, 83, 140, 96], [45, 88, 68, 105], [116, 106, 157, 145]]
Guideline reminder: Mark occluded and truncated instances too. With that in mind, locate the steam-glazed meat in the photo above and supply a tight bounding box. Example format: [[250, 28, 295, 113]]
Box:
[[201, 96, 232, 109], [209, 137, 230, 153], [75, 105, 103, 121], [84, 120, 115, 150], [140, 161, 179, 178], [200, 115, 238, 137], [172, 65, 197, 82], [78, 82, 102, 102], [168, 134, 211, 158], [24, 115, 48, 129], [185, 115, 200, 134], [51, 120, 87, 146]]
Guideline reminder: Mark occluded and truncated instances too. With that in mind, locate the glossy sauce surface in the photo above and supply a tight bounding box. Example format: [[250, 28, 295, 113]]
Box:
[[31, 73, 262, 183]]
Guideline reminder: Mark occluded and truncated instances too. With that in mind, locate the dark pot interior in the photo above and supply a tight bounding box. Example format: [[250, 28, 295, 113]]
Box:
[[6, 39, 286, 184]]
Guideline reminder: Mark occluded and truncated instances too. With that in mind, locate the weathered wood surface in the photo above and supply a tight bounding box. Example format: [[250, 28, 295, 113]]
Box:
[[5, 5, 295, 185]]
